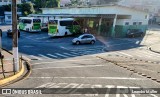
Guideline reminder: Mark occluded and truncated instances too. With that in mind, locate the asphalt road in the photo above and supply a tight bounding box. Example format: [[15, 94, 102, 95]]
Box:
[[1, 30, 160, 97]]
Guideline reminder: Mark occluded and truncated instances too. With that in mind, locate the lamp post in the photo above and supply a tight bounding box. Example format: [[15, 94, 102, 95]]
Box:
[[12, 0, 19, 72]]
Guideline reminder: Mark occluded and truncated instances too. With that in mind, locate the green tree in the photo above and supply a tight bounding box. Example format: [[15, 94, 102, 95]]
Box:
[[18, 2, 35, 16], [2, 4, 11, 11]]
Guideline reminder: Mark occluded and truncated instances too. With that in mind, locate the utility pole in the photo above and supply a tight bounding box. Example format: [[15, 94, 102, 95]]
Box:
[[12, 0, 19, 72]]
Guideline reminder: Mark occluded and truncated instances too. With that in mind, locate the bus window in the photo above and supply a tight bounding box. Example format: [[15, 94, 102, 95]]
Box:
[[23, 19, 32, 24], [73, 21, 79, 25], [60, 21, 73, 26]]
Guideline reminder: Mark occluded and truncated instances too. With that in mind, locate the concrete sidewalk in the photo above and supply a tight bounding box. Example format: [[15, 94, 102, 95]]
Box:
[[0, 49, 31, 87], [0, 50, 15, 79]]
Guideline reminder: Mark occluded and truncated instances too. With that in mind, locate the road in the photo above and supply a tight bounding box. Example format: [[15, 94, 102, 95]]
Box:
[[1, 29, 160, 97]]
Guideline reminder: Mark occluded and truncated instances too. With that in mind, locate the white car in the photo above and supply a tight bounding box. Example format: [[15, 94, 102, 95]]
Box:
[[72, 34, 96, 45]]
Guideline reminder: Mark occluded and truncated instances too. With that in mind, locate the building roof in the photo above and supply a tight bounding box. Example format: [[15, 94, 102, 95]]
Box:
[[41, 4, 148, 14]]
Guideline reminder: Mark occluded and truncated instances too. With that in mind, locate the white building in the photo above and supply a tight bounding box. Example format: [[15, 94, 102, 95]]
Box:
[[0, 0, 21, 6], [4, 11, 22, 24], [35, 5, 149, 37]]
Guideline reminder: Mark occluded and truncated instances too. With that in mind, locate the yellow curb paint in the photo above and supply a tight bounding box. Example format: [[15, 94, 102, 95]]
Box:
[[0, 63, 24, 86]]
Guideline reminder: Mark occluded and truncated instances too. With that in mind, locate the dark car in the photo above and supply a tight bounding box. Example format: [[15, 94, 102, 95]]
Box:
[[126, 29, 144, 38], [7, 29, 20, 38]]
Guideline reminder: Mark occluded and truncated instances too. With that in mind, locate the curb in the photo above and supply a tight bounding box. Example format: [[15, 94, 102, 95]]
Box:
[[0, 62, 24, 86], [96, 55, 160, 84], [0, 48, 32, 87], [149, 47, 160, 54]]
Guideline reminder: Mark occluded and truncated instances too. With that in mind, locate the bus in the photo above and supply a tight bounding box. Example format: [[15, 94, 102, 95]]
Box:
[[48, 18, 81, 37], [18, 17, 41, 32]]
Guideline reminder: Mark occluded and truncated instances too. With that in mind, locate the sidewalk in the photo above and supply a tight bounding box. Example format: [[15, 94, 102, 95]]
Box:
[[0, 49, 31, 87], [0, 49, 15, 79]]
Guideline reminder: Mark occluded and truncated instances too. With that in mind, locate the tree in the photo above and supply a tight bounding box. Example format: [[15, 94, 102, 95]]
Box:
[[2, 4, 11, 11], [18, 2, 35, 16]]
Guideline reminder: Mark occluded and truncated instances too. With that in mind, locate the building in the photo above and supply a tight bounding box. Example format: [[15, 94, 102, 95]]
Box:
[[0, 7, 5, 24], [0, 0, 21, 6], [4, 11, 22, 24], [30, 4, 149, 38]]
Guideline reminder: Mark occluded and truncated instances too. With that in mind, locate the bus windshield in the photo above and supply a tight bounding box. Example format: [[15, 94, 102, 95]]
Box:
[[33, 19, 41, 23], [49, 20, 57, 24]]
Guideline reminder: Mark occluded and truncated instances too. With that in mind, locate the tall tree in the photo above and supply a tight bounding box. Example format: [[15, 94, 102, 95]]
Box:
[[18, 2, 35, 16]]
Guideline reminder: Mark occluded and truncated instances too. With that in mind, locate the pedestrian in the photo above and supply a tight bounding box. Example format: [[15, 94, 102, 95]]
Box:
[[83, 27, 89, 34]]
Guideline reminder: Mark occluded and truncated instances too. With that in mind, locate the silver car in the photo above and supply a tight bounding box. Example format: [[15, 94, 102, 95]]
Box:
[[72, 34, 96, 45]]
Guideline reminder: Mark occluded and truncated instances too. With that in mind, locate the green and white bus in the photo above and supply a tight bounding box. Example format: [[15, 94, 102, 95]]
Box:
[[18, 17, 41, 32], [48, 18, 81, 37]]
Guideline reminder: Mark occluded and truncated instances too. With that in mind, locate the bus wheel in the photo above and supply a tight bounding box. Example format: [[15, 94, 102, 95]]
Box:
[[65, 32, 67, 36]]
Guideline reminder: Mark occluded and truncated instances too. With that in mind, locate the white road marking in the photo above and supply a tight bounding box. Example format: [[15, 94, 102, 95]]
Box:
[[70, 52, 81, 55], [30, 55, 42, 60], [47, 54, 58, 58], [118, 52, 133, 57], [32, 58, 99, 65], [141, 51, 157, 58], [28, 77, 146, 80], [63, 53, 77, 57], [22, 45, 34, 48], [36, 37, 48, 39], [55, 53, 68, 58], [32, 65, 106, 70], [38, 54, 51, 59]]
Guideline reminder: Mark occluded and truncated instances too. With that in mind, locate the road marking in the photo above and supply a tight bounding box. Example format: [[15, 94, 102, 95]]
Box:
[[28, 77, 146, 80], [22, 45, 34, 48], [55, 53, 68, 58], [36, 37, 48, 39], [63, 53, 77, 57], [47, 54, 58, 58], [70, 52, 81, 55], [38, 54, 52, 59], [118, 52, 133, 57], [32, 58, 99, 65], [32, 65, 106, 70], [30, 55, 42, 60]]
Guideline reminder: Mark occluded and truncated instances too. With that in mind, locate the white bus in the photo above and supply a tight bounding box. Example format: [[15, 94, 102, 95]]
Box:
[[18, 17, 41, 32], [48, 18, 81, 37]]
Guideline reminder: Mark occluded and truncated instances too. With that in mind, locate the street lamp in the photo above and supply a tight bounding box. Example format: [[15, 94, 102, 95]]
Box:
[[12, 0, 19, 72]]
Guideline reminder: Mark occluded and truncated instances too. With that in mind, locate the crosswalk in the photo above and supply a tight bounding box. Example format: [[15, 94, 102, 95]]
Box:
[[28, 48, 104, 60]]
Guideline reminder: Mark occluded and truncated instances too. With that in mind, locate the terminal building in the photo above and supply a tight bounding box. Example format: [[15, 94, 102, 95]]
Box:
[[29, 4, 149, 37]]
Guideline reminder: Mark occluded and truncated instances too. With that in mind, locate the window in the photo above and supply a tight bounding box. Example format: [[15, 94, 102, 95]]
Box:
[[145, 15, 148, 19], [7, 16, 11, 19], [139, 22, 142, 25], [133, 22, 137, 25], [23, 19, 32, 24], [0, 0, 2, 2], [125, 22, 129, 25], [60, 21, 74, 26], [49, 20, 57, 24], [4, 0, 7, 2], [33, 19, 41, 23], [82, 35, 93, 39]]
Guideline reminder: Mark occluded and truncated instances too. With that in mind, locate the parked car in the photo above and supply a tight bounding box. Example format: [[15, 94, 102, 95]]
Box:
[[7, 29, 20, 38], [126, 29, 144, 38], [72, 34, 96, 45]]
